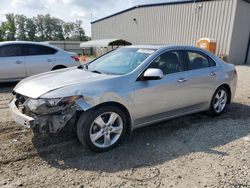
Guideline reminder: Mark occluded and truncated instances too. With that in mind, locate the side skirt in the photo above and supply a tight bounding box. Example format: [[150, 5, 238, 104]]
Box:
[[132, 103, 209, 130]]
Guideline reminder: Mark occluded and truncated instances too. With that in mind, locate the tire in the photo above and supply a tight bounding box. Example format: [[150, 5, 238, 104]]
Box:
[[76, 105, 127, 152], [209, 86, 229, 116]]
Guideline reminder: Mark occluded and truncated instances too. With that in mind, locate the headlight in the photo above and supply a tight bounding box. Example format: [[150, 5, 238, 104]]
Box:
[[25, 96, 82, 114]]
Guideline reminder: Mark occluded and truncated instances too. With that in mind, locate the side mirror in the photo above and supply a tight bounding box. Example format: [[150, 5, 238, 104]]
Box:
[[143, 68, 163, 80]]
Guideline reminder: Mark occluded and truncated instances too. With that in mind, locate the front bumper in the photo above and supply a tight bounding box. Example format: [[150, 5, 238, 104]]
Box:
[[9, 95, 78, 133], [9, 98, 34, 128]]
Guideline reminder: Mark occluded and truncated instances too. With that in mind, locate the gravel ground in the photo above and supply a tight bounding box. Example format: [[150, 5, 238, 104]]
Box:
[[0, 66, 249, 188]]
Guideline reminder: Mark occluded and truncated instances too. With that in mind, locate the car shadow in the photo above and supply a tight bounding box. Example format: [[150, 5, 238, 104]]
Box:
[[32, 102, 250, 173], [0, 82, 18, 93]]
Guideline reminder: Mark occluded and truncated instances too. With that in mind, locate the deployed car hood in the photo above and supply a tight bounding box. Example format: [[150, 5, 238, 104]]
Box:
[[14, 67, 112, 99]]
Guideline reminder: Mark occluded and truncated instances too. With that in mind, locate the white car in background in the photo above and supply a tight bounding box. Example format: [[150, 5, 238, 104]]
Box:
[[0, 41, 80, 82]]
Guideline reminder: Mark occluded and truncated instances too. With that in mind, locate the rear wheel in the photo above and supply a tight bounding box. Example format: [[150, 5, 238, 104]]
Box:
[[209, 86, 229, 116], [76, 106, 127, 152]]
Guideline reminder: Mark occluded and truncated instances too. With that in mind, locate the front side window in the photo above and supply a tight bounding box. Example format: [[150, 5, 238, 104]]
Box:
[[187, 51, 212, 70], [0, 44, 23, 57], [148, 50, 185, 75], [88, 48, 155, 75]]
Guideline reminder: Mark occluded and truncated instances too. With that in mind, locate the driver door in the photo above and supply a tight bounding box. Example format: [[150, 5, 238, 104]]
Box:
[[132, 50, 191, 125]]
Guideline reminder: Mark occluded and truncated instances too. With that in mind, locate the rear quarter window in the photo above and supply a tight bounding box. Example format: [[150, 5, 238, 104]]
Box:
[[187, 51, 216, 70], [24, 44, 58, 56]]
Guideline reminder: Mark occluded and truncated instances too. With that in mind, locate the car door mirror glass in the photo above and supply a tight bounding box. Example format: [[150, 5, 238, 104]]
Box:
[[143, 68, 163, 80]]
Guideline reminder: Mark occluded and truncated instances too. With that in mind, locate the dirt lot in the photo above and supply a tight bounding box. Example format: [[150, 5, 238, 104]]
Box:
[[0, 66, 250, 188]]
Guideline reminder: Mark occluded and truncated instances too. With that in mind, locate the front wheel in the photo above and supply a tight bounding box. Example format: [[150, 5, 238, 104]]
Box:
[[209, 86, 229, 116], [76, 106, 127, 152]]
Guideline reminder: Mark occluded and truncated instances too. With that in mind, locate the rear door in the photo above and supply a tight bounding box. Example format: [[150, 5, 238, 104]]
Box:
[[182, 50, 218, 106], [0, 44, 26, 81], [24, 44, 57, 76]]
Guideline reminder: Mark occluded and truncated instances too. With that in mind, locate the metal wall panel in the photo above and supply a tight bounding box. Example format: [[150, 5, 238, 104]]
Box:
[[45, 41, 83, 54], [228, 0, 250, 64], [91, 0, 237, 56]]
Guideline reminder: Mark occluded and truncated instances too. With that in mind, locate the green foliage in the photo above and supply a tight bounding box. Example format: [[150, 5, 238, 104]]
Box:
[[16, 15, 27, 40], [0, 13, 90, 42], [73, 20, 86, 41], [63, 22, 75, 40], [34, 15, 45, 41], [5, 13, 16, 40], [26, 18, 37, 41], [0, 23, 5, 41]]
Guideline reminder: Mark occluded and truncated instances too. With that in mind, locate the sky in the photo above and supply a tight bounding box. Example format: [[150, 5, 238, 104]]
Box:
[[0, 0, 182, 37]]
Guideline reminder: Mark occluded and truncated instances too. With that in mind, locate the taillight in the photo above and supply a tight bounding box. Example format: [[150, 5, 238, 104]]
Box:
[[71, 56, 79, 62]]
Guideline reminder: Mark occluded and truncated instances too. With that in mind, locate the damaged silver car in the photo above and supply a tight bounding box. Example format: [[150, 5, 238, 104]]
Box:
[[9, 45, 237, 152]]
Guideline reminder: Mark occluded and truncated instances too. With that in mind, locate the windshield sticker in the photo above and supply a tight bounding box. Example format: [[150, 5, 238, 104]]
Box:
[[137, 49, 155, 54]]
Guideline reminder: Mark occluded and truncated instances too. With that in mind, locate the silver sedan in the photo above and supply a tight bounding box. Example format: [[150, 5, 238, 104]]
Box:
[[0, 41, 80, 82], [9, 45, 237, 152]]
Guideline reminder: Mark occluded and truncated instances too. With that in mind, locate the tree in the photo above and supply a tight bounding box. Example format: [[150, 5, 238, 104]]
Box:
[[35, 15, 45, 41], [0, 13, 89, 42], [63, 22, 75, 40], [73, 20, 86, 41], [26, 18, 36, 41], [51, 17, 64, 40], [0, 23, 5, 41], [16, 14, 27, 40], [43, 14, 53, 40], [4, 13, 16, 40]]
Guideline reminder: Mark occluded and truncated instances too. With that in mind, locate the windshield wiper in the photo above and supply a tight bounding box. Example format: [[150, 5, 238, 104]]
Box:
[[78, 64, 105, 74], [90, 70, 103, 74], [77, 63, 88, 70]]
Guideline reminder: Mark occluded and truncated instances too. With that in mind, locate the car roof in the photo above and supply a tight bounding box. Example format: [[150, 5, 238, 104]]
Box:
[[0, 41, 62, 51], [124, 44, 205, 51], [123, 45, 217, 60]]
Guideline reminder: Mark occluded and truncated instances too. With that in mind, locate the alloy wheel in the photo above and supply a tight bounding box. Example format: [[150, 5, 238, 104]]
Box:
[[89, 112, 123, 148], [213, 89, 227, 113]]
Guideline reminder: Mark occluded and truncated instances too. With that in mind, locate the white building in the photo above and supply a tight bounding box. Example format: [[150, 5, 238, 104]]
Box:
[[91, 0, 250, 64]]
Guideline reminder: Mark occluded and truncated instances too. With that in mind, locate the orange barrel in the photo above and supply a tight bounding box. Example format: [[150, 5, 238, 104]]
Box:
[[197, 38, 216, 54]]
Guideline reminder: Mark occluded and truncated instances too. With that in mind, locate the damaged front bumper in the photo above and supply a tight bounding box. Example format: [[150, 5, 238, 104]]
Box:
[[9, 95, 80, 134], [9, 98, 35, 128]]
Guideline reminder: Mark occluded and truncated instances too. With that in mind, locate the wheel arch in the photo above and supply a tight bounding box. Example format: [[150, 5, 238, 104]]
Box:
[[89, 101, 132, 134], [217, 84, 232, 104], [51, 65, 67, 70]]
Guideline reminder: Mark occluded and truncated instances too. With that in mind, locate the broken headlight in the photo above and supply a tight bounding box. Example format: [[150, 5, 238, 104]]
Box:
[[25, 96, 82, 114]]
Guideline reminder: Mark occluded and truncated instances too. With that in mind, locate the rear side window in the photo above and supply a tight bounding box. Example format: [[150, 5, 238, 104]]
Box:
[[24, 44, 57, 56], [0, 44, 24, 57], [187, 51, 216, 70]]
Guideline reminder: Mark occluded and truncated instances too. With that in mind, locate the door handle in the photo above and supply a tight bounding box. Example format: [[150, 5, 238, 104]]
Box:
[[210, 71, 217, 76], [16, 60, 23, 64], [47, 59, 53, 62], [177, 78, 188, 83]]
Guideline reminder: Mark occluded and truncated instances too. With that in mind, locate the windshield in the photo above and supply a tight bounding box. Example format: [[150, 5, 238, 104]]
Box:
[[87, 48, 155, 75]]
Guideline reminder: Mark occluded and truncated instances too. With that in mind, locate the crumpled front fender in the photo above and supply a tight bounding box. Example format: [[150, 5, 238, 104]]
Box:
[[74, 92, 132, 116], [75, 98, 92, 111]]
